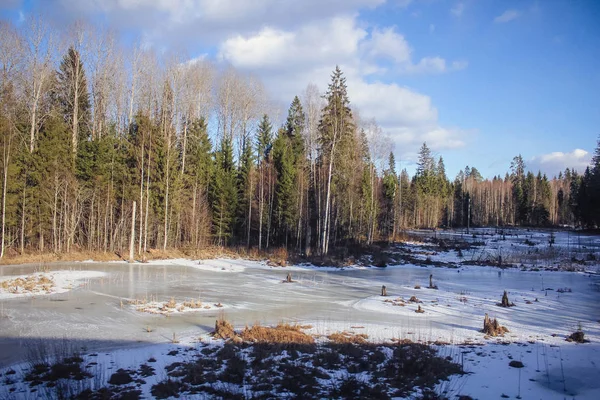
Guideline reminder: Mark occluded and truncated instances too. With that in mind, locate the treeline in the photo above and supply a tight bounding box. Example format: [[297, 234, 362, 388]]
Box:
[[0, 18, 598, 259]]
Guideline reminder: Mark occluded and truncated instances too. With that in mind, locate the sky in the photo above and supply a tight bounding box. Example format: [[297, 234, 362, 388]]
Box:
[[1, 0, 599, 179]]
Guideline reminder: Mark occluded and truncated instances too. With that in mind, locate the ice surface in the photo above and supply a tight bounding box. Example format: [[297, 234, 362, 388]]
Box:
[[0, 230, 599, 399]]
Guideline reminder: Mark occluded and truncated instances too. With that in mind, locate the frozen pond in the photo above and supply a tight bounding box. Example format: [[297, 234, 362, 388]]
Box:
[[1, 258, 599, 368]]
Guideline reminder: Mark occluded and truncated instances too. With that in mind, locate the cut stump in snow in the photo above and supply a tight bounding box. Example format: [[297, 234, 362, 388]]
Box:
[[482, 313, 509, 336], [283, 273, 293, 283], [428, 274, 438, 289], [381, 285, 387, 296], [415, 305, 425, 313], [497, 291, 515, 307], [566, 331, 588, 343]]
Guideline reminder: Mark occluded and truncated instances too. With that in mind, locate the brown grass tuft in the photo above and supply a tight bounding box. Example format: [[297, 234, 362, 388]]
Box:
[[213, 318, 239, 342], [240, 322, 314, 344], [1, 275, 55, 294], [327, 331, 369, 344], [408, 296, 421, 303]]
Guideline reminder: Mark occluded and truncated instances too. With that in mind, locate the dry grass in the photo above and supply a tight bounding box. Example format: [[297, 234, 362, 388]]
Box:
[[240, 322, 314, 344], [327, 331, 369, 344], [384, 297, 407, 307], [0, 250, 121, 265], [0, 275, 55, 294], [129, 296, 217, 315], [408, 296, 421, 303], [213, 318, 239, 342], [0, 245, 293, 267], [212, 319, 314, 344]]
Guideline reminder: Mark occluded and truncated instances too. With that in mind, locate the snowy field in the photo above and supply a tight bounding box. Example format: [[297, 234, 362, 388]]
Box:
[[0, 228, 599, 399]]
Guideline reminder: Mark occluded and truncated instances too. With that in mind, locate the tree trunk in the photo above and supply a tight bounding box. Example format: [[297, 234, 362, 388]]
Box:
[[129, 201, 136, 261]]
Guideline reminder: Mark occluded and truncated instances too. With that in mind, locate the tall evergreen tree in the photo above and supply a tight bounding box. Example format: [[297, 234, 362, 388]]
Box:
[[55, 47, 90, 157], [211, 135, 237, 245], [256, 114, 273, 250], [317, 66, 354, 254]]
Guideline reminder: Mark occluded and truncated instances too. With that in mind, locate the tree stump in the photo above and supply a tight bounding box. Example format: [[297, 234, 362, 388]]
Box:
[[381, 285, 387, 296], [566, 331, 586, 343], [482, 313, 508, 336], [499, 290, 514, 307], [428, 274, 438, 289], [415, 305, 425, 313]]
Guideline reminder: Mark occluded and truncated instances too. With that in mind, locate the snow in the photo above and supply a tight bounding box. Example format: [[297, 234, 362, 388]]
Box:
[[0, 270, 107, 300], [0, 228, 599, 399]]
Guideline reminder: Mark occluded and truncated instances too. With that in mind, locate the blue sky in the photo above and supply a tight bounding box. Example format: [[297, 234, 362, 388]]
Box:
[[1, 0, 599, 179]]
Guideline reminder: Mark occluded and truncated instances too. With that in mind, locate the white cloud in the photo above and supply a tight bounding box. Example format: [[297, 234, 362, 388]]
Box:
[[494, 9, 521, 23], [363, 27, 411, 64], [451, 2, 464, 17], [219, 17, 368, 71], [51, 0, 385, 46], [529, 149, 592, 176], [218, 16, 470, 159]]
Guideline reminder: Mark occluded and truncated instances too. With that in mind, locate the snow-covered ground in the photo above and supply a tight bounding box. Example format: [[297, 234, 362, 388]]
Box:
[[0, 270, 106, 300], [0, 229, 598, 399], [405, 227, 600, 273]]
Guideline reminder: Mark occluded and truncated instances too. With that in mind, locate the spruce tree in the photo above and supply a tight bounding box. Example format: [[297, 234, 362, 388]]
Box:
[[256, 114, 273, 249], [273, 127, 296, 245], [236, 131, 255, 245], [317, 66, 354, 254], [382, 152, 398, 238], [211, 135, 237, 245], [183, 118, 212, 246], [55, 47, 90, 157]]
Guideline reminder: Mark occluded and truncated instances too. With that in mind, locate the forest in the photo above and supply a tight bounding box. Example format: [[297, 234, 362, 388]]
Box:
[[0, 17, 599, 259]]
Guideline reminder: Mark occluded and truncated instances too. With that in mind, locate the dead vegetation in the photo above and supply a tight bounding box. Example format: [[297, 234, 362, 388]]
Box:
[[128, 296, 220, 315], [147, 339, 462, 400], [213, 319, 315, 344], [212, 318, 239, 342], [482, 313, 509, 337], [408, 296, 421, 303], [327, 331, 369, 344], [0, 274, 55, 294], [240, 323, 314, 344], [384, 297, 407, 307]]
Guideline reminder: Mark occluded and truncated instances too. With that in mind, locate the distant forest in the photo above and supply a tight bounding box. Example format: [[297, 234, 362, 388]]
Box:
[[0, 18, 599, 258]]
